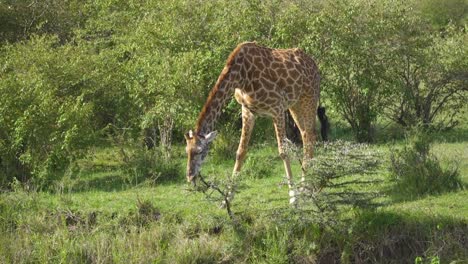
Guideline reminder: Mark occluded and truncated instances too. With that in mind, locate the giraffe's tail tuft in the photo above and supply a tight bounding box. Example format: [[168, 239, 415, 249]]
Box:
[[317, 106, 330, 141]]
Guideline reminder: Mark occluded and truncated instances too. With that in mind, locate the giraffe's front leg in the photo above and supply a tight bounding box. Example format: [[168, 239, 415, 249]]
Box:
[[233, 106, 255, 174], [273, 112, 297, 205], [221, 106, 255, 208]]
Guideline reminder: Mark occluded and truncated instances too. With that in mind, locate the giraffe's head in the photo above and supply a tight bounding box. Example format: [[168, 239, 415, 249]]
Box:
[[184, 130, 218, 184]]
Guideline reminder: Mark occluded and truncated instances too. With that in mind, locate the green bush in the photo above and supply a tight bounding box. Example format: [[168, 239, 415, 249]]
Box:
[[389, 133, 463, 199]]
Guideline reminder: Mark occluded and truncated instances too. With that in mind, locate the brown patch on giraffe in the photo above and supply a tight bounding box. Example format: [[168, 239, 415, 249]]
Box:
[[277, 68, 288, 78], [289, 69, 300, 80], [249, 48, 260, 57], [286, 77, 295, 85], [240, 67, 247, 79], [265, 97, 276, 105], [244, 83, 254, 93], [251, 55, 261, 66], [257, 102, 268, 109], [259, 48, 270, 57], [255, 89, 268, 100], [245, 55, 255, 70], [285, 60, 295, 69], [271, 62, 283, 70], [261, 76, 277, 87], [252, 69, 261, 80], [268, 91, 281, 99], [296, 57, 304, 65], [215, 92, 224, 99], [296, 77, 304, 86], [266, 68, 277, 81], [231, 63, 241, 73], [261, 56, 271, 68], [276, 78, 286, 89]]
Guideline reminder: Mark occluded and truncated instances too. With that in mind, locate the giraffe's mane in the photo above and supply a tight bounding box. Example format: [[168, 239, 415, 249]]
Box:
[[195, 42, 255, 133]]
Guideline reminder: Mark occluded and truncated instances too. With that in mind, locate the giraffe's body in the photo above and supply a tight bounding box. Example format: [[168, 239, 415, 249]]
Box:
[[185, 42, 323, 204]]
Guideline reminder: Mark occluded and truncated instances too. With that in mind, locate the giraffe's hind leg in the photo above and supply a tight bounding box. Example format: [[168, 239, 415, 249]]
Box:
[[289, 96, 318, 183]]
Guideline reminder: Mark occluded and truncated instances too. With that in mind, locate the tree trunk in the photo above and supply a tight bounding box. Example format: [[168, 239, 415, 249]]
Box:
[[158, 116, 174, 159]]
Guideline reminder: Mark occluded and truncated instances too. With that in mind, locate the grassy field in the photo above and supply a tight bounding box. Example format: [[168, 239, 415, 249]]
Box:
[[1, 130, 467, 263]]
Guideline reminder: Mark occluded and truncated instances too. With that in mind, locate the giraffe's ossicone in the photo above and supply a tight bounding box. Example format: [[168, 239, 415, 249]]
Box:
[[185, 42, 328, 203]]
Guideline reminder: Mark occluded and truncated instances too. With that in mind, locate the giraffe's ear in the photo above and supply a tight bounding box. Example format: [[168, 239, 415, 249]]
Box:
[[201, 131, 217, 144]]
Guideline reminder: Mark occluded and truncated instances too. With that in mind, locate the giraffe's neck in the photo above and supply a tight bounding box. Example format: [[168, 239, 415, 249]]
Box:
[[195, 71, 237, 134]]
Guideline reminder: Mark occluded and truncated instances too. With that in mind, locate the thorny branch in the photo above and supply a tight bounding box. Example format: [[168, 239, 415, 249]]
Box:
[[198, 174, 234, 220], [285, 140, 384, 224]]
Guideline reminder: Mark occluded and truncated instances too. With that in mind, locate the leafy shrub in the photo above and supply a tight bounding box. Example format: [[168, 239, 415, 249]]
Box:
[[389, 133, 463, 199]]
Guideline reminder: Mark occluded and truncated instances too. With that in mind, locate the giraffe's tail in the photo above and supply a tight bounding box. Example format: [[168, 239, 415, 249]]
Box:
[[317, 106, 329, 141]]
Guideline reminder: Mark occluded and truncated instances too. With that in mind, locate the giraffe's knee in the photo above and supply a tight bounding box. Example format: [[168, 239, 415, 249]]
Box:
[[236, 150, 246, 162], [279, 152, 289, 161]]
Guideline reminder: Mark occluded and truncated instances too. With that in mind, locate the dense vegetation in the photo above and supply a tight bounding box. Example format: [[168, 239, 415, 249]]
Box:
[[0, 0, 467, 263]]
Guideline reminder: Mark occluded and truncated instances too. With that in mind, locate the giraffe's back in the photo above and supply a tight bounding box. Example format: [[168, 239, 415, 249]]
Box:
[[232, 43, 320, 116]]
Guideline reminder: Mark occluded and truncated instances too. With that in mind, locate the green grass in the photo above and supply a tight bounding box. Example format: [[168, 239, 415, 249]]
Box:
[[1, 133, 467, 263]]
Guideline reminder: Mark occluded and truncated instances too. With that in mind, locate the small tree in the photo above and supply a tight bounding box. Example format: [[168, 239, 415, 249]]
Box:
[[306, 0, 398, 142], [133, 51, 200, 157], [383, 22, 468, 129]]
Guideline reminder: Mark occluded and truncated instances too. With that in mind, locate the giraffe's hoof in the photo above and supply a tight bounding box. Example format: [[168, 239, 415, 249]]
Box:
[[289, 196, 296, 205], [219, 201, 227, 209], [289, 190, 297, 205]]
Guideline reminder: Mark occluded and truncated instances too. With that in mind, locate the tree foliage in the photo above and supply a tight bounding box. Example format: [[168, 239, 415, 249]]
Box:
[[0, 36, 97, 186], [383, 21, 468, 129]]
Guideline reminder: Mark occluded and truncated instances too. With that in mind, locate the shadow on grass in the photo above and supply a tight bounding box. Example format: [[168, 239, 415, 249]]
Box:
[[431, 127, 468, 143], [230, 205, 467, 264], [341, 210, 468, 263], [383, 179, 467, 205]]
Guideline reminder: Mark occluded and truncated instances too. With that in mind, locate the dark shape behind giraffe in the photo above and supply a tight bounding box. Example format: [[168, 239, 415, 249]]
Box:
[[184, 42, 329, 204]]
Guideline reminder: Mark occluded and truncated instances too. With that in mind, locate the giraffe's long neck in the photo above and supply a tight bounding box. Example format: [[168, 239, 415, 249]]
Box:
[[195, 69, 237, 134]]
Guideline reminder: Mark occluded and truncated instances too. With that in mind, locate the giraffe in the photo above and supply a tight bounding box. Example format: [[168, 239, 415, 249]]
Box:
[[184, 42, 326, 204]]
